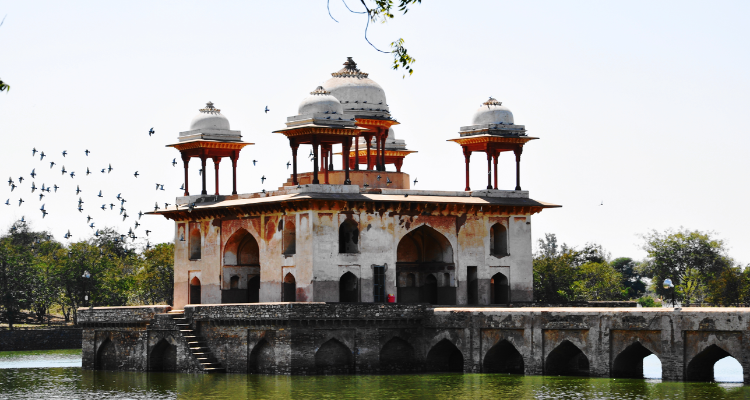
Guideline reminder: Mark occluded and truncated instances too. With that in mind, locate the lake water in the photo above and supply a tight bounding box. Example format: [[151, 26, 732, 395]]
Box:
[[0, 350, 747, 399]]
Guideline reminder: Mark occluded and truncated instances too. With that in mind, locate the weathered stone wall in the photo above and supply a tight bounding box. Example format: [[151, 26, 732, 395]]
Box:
[[0, 328, 82, 351]]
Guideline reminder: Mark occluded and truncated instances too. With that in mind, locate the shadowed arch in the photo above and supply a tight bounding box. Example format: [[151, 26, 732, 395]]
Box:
[[426, 339, 463, 372], [687, 344, 741, 381], [224, 228, 260, 266], [397, 225, 454, 263], [612, 341, 656, 379], [189, 276, 201, 304], [150, 338, 177, 372], [96, 338, 117, 370], [490, 223, 508, 256], [315, 338, 353, 375], [189, 227, 201, 260], [283, 273, 296, 302], [490, 272, 509, 305], [546, 340, 589, 376], [339, 218, 359, 253], [396, 225, 455, 304], [380, 336, 417, 373], [483, 339, 524, 374], [249, 339, 275, 374], [339, 272, 358, 303]]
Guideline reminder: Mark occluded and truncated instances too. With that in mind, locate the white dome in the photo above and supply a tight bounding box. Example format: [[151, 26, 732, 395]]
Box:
[[323, 57, 389, 112], [190, 102, 230, 130], [298, 86, 344, 115], [471, 97, 514, 125]]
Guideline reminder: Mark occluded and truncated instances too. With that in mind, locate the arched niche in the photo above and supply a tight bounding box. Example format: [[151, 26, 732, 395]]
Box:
[[483, 339, 524, 374], [545, 340, 589, 377], [490, 223, 508, 257], [96, 338, 117, 370], [380, 336, 417, 373], [339, 218, 359, 253], [490, 272, 509, 305], [339, 272, 358, 303], [189, 276, 201, 304], [315, 338, 353, 375], [150, 338, 177, 372], [426, 339, 463, 372], [189, 227, 201, 260], [224, 228, 260, 266], [249, 339, 275, 374], [396, 225, 456, 305], [283, 273, 296, 302]]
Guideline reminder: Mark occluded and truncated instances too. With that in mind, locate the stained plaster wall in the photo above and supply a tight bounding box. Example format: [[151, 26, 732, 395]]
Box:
[[174, 219, 222, 308]]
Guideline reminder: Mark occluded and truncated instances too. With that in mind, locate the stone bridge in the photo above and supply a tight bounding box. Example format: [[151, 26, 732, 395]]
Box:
[[79, 305, 750, 382]]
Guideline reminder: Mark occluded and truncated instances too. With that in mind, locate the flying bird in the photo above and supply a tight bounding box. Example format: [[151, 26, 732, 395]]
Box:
[[134, 171, 139, 178], [76, 185, 82, 195], [30, 168, 36, 179], [38, 193, 44, 201], [172, 158, 177, 167], [160, 185, 164, 191], [148, 127, 155, 136], [108, 164, 113, 173], [85, 149, 90, 156], [261, 175, 266, 184], [98, 190, 103, 198], [39, 152, 46, 160], [145, 230, 151, 236], [86, 167, 91, 176], [253, 160, 258, 166], [180, 183, 184, 191], [4, 199, 8, 206], [7, 177, 13, 186], [117, 193, 122, 200], [264, 106, 269, 113], [78, 197, 84, 206], [50, 161, 55, 169], [287, 161, 291, 169], [86, 215, 93, 223], [18, 198, 25, 206], [18, 176, 23, 183], [377, 175, 381, 181], [198, 169, 202, 176], [134, 221, 140, 229], [69, 171, 75, 178], [10, 183, 16, 192], [31, 182, 36, 193], [32, 148, 37, 156], [62, 150, 67, 157], [89, 223, 95, 229], [138, 211, 143, 219], [61, 166, 67, 175], [109, 203, 115, 210], [100, 204, 106, 210], [154, 202, 160, 211], [94, 230, 100, 237], [122, 212, 129, 221], [101, 168, 105, 174], [164, 202, 170, 208], [53, 184, 59, 192], [154, 183, 160, 190], [413, 178, 418, 186]]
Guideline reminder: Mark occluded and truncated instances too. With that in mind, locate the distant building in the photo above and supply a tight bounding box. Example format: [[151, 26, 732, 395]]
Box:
[[156, 57, 559, 310]]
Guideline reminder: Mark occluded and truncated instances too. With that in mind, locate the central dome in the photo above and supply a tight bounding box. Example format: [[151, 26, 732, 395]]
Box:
[[190, 102, 230, 130], [298, 86, 344, 115], [471, 97, 514, 125], [322, 57, 389, 114]]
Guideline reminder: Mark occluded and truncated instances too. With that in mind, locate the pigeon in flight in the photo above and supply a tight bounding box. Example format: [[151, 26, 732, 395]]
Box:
[[18, 176, 23, 183], [180, 183, 185, 191], [134, 221, 140, 229], [86, 215, 93, 223], [120, 198, 127, 205], [261, 175, 266, 184], [122, 212, 129, 221], [198, 169, 203, 176], [77, 205, 83, 213], [39, 152, 46, 160], [145, 230, 151, 236], [154, 202, 160, 211], [120, 206, 126, 215], [50, 161, 56, 169], [377, 175, 381, 181], [70, 171, 75, 178], [94, 230, 100, 237], [53, 184, 59, 193], [188, 202, 195, 213], [109, 203, 115, 210], [164, 202, 170, 208], [413, 178, 418, 186], [64, 230, 71, 239], [172, 158, 177, 167], [62, 150, 67, 157], [31, 182, 36, 193], [30, 168, 36, 179], [265, 106, 269, 113], [98, 190, 103, 198], [89, 223, 95, 229], [134, 171, 139, 178], [100, 204, 106, 210], [61, 166, 66, 175], [76, 185, 82, 195], [287, 161, 291, 169], [160, 185, 164, 191], [116, 193, 122, 200], [101, 168, 105, 174], [309, 150, 314, 158], [10, 183, 16, 192], [386, 177, 392, 185], [253, 160, 258, 166], [78, 197, 84, 206], [155, 183, 161, 190], [7, 177, 13, 186], [32, 148, 37, 156], [108, 164, 113, 173], [4, 199, 9, 206], [39, 193, 44, 201], [86, 167, 91, 176], [138, 211, 143, 219], [85, 149, 90, 156], [148, 127, 155, 136]]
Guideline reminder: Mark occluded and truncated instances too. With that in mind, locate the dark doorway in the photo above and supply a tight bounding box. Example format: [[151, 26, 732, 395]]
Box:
[[248, 339, 275, 374], [283, 273, 296, 302], [426, 339, 464, 372], [483, 340, 524, 374], [339, 272, 358, 303], [96, 339, 117, 370], [545, 340, 589, 376], [189, 276, 201, 305], [247, 275, 260, 303], [150, 339, 177, 372], [315, 339, 353, 374], [612, 342, 655, 379], [490, 272, 509, 305], [380, 337, 418, 373], [339, 219, 359, 253], [686, 344, 738, 381], [467, 267, 478, 305], [373, 266, 385, 303], [423, 274, 438, 305]]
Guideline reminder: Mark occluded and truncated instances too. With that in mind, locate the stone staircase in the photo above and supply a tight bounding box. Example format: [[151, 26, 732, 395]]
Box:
[[168, 310, 225, 373]]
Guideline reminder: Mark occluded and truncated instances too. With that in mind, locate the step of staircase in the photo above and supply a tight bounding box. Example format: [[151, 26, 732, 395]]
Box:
[[168, 312, 224, 373]]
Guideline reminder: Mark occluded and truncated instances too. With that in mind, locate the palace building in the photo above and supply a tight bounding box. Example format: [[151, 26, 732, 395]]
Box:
[[155, 57, 559, 310]]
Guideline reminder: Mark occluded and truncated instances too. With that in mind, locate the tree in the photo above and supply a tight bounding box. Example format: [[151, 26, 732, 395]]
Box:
[[570, 262, 625, 301], [706, 266, 746, 306], [329, 0, 420, 77], [0, 222, 37, 329], [639, 228, 731, 298], [134, 243, 174, 305], [610, 257, 646, 298], [680, 267, 707, 305]]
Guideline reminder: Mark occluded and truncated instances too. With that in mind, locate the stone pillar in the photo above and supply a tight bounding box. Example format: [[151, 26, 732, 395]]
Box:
[[200, 155, 207, 195], [328, 146, 334, 171], [354, 135, 360, 170], [486, 152, 493, 190], [290, 140, 299, 186], [365, 133, 373, 170], [324, 145, 330, 184], [514, 146, 523, 191], [212, 156, 221, 195], [231, 152, 238, 195], [312, 137, 320, 185], [380, 131, 387, 171], [463, 147, 472, 191], [343, 137, 351, 185], [375, 130, 382, 171], [493, 152, 499, 190], [181, 154, 190, 196]]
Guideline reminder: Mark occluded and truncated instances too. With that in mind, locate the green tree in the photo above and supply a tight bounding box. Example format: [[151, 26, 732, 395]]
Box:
[[680, 267, 707, 305], [0, 222, 38, 329], [134, 243, 174, 305], [706, 266, 745, 306], [610, 257, 646, 298], [571, 262, 625, 301]]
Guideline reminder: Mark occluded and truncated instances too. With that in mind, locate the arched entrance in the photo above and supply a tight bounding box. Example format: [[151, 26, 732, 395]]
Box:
[[545, 340, 589, 376], [396, 225, 455, 305], [687, 344, 743, 382], [283, 273, 296, 302], [315, 338, 353, 375], [339, 272, 358, 303], [612, 342, 657, 379], [380, 337, 417, 373], [483, 340, 524, 374], [426, 339, 464, 372], [96, 338, 117, 370], [490, 272, 509, 305], [222, 229, 261, 303], [150, 338, 177, 372], [249, 339, 275, 374], [189, 276, 201, 305]]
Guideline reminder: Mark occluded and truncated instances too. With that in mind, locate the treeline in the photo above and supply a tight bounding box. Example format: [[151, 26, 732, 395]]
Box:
[[533, 228, 750, 306], [0, 222, 173, 329]]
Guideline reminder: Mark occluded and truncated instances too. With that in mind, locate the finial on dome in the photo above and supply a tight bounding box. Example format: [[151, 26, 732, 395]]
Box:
[[310, 86, 331, 95], [199, 102, 221, 114], [331, 57, 369, 78], [483, 97, 502, 108]]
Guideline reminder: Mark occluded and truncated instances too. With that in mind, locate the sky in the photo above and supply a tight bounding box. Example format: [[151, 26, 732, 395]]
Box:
[[1, 1, 749, 263]]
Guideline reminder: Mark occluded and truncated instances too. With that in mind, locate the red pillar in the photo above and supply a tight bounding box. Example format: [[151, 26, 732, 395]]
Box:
[[181, 154, 190, 196], [231, 151, 238, 195], [514, 146, 523, 191], [343, 137, 351, 185], [493, 152, 499, 190], [212, 156, 221, 195], [290, 141, 299, 186], [463, 146, 472, 191], [200, 155, 207, 195], [395, 158, 403, 173]]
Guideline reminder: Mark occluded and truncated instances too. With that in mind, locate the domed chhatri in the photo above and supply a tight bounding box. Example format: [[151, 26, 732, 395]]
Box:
[[472, 97, 514, 125], [323, 57, 391, 119], [298, 86, 344, 116], [190, 101, 231, 130], [353, 127, 416, 172]]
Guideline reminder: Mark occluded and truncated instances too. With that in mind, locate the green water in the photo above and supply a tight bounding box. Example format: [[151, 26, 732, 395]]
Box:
[[0, 350, 748, 399]]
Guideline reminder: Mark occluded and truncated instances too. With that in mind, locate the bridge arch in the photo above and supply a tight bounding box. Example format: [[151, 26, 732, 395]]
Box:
[[483, 339, 524, 374], [96, 338, 117, 370], [686, 344, 743, 381], [249, 339, 275, 374], [426, 339, 463, 372], [150, 337, 177, 372], [315, 338, 353, 375], [612, 341, 658, 379], [545, 340, 589, 377], [380, 336, 418, 373]]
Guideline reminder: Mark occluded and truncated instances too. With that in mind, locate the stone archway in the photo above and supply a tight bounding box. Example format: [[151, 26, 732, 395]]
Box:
[[339, 272, 358, 303], [396, 225, 455, 305], [483, 339, 524, 374], [189, 276, 201, 305], [249, 339, 275, 374], [612, 342, 657, 379], [545, 340, 589, 376], [426, 339, 464, 372], [315, 338, 353, 375], [150, 338, 177, 372], [490, 272, 509, 305], [222, 228, 261, 304], [380, 336, 417, 373], [96, 338, 117, 370], [686, 344, 741, 381], [283, 273, 296, 302]]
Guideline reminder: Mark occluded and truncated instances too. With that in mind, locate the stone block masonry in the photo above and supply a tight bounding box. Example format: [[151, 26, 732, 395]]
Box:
[[0, 328, 82, 351], [79, 304, 750, 383]]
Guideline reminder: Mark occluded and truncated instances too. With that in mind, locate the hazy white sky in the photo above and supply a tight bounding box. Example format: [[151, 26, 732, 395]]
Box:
[[1, 1, 749, 263]]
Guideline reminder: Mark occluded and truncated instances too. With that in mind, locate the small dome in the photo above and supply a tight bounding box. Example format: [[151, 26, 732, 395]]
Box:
[[471, 97, 514, 125], [190, 102, 230, 130], [322, 57, 388, 110], [298, 86, 344, 115]]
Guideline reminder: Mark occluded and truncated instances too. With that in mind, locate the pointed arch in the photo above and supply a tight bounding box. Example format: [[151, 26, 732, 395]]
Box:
[[339, 218, 359, 253], [396, 225, 455, 304], [397, 225, 454, 263], [687, 344, 742, 381], [189, 227, 201, 260], [283, 273, 296, 302], [490, 272, 509, 305], [96, 338, 117, 370], [483, 339, 524, 374], [150, 338, 177, 372], [380, 336, 417, 373], [189, 276, 201, 304], [315, 338, 353, 375], [612, 341, 657, 379], [426, 339, 464, 372], [224, 228, 260, 266], [339, 272, 358, 303], [490, 223, 508, 257], [546, 340, 589, 376], [249, 339, 275, 374]]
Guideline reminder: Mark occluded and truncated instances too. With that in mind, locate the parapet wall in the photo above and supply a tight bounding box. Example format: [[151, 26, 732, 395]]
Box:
[[0, 328, 82, 351]]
